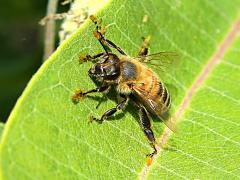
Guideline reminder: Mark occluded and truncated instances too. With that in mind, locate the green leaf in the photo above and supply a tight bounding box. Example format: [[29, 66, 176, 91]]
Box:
[[1, 0, 240, 179], [0, 123, 4, 139], [148, 37, 240, 179]]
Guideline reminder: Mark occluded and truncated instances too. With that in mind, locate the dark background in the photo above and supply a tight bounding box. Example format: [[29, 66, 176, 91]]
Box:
[[0, 1, 68, 122]]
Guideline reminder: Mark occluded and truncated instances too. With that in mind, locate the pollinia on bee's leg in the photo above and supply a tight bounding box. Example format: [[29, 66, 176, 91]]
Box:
[[139, 106, 157, 157], [90, 15, 127, 55], [93, 29, 127, 55], [90, 96, 129, 123]]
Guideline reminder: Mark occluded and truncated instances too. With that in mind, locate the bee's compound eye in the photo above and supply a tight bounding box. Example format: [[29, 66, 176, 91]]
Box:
[[88, 64, 102, 76], [94, 64, 102, 74]]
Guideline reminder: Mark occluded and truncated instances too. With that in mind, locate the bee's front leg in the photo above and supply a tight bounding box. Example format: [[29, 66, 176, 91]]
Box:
[[139, 106, 157, 157], [89, 15, 127, 55], [71, 85, 109, 104], [79, 52, 106, 63]]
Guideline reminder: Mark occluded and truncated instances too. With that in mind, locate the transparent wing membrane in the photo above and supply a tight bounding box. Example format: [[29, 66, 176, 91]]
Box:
[[134, 52, 181, 74]]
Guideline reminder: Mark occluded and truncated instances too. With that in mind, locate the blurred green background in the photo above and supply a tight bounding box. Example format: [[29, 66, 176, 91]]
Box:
[[0, 1, 68, 122]]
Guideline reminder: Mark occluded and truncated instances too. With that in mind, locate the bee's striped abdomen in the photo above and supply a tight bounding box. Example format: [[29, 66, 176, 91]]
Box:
[[157, 81, 164, 96], [155, 81, 171, 111], [165, 92, 171, 108]]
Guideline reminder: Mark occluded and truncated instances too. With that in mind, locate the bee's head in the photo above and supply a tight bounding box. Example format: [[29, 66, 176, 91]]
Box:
[[88, 53, 120, 81]]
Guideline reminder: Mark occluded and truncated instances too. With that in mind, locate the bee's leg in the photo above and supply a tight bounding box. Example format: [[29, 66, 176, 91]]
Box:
[[79, 52, 106, 63], [139, 106, 157, 157], [103, 39, 127, 55], [71, 85, 110, 104], [93, 30, 127, 55], [91, 96, 129, 123], [90, 15, 127, 55], [81, 86, 110, 95], [138, 36, 151, 60]]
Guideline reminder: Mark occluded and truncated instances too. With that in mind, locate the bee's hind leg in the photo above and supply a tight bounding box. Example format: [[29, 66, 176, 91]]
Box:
[[139, 106, 157, 157]]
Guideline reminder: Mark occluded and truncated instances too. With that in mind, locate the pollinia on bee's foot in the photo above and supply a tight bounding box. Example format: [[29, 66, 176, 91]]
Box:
[[73, 15, 177, 157]]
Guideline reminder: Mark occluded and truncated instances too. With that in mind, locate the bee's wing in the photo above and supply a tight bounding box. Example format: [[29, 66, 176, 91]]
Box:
[[132, 86, 176, 132], [134, 52, 181, 74]]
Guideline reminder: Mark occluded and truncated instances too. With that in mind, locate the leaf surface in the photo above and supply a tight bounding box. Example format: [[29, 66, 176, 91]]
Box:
[[0, 123, 4, 139]]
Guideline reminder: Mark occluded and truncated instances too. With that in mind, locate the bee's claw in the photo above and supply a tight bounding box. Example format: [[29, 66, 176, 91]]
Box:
[[88, 115, 95, 124], [88, 115, 104, 124], [146, 152, 155, 158], [146, 146, 157, 158]]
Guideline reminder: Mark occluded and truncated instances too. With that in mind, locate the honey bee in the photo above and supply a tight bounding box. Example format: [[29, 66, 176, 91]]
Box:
[[73, 15, 178, 157]]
